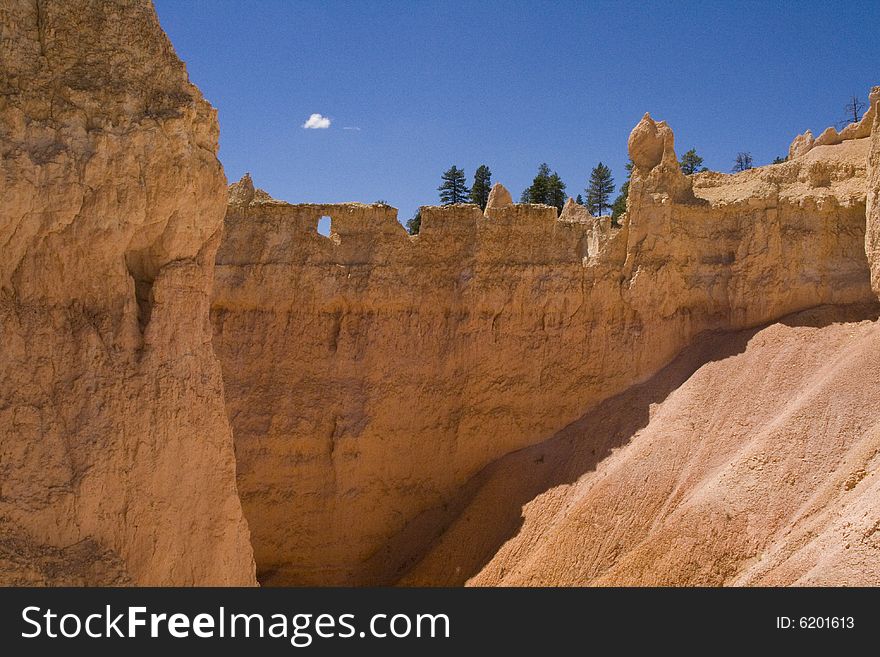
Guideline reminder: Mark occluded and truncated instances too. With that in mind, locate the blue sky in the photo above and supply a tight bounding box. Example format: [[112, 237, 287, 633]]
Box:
[[154, 0, 879, 222]]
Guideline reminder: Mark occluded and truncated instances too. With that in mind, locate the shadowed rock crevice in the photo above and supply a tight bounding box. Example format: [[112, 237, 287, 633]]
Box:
[[125, 249, 157, 334]]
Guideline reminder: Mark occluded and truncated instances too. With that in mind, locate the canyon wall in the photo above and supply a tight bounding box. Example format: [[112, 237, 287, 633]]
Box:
[[0, 0, 254, 584], [865, 87, 880, 295], [213, 120, 874, 584], [2, 0, 875, 589]]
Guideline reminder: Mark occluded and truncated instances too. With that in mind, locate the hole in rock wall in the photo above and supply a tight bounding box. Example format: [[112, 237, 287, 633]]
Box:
[[317, 215, 332, 237]]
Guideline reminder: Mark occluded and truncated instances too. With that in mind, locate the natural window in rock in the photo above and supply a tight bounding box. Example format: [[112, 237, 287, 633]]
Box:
[[317, 215, 332, 237]]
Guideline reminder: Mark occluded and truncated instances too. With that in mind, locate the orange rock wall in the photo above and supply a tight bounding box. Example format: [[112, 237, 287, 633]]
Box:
[[213, 130, 874, 584], [0, 0, 255, 585]]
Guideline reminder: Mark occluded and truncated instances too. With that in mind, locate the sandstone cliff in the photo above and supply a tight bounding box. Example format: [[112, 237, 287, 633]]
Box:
[[0, 0, 254, 585], [213, 115, 874, 584], [865, 87, 880, 295]]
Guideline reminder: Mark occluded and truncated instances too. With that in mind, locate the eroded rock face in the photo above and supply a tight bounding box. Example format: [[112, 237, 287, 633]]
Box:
[[558, 197, 588, 222], [213, 117, 874, 584], [3, 1, 876, 590], [815, 125, 841, 147], [0, 0, 254, 585], [406, 305, 880, 586], [865, 87, 880, 296]]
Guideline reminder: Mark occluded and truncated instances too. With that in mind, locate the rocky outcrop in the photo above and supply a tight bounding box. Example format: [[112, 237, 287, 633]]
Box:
[[627, 113, 694, 202], [0, 0, 254, 584], [557, 198, 614, 261], [628, 112, 674, 169], [788, 130, 814, 160], [789, 89, 877, 161], [213, 114, 874, 584], [484, 183, 513, 213], [558, 197, 589, 222], [865, 87, 880, 296]]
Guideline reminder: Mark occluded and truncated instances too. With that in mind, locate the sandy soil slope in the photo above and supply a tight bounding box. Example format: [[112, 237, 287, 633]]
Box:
[[403, 304, 880, 586]]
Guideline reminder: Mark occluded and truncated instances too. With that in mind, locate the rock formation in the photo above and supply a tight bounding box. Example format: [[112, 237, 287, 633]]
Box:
[[627, 112, 694, 202], [788, 130, 814, 160], [865, 87, 880, 295], [789, 90, 877, 161], [557, 196, 589, 222], [213, 112, 874, 584], [484, 182, 513, 213], [0, 0, 254, 584]]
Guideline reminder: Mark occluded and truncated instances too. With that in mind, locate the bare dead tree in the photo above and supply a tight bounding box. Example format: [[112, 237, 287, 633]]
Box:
[[838, 94, 866, 128], [732, 152, 753, 173]]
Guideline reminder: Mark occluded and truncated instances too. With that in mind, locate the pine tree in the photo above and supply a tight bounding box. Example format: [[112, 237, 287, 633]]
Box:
[[679, 148, 705, 175], [772, 156, 786, 164], [575, 194, 585, 205], [732, 152, 753, 172], [610, 160, 633, 225], [469, 165, 492, 210], [547, 172, 567, 213], [405, 209, 422, 235], [522, 163, 552, 204], [586, 162, 615, 216], [438, 165, 470, 205], [521, 164, 566, 213]]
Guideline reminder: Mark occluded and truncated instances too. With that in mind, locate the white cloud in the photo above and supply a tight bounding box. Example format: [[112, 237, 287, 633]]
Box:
[[302, 113, 331, 129], [343, 126, 361, 131]]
